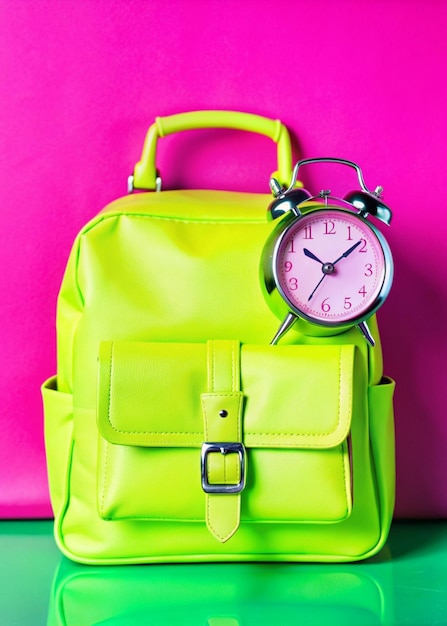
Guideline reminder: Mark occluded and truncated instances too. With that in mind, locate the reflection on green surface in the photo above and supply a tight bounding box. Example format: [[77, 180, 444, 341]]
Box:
[[48, 557, 391, 626], [1, 522, 447, 626]]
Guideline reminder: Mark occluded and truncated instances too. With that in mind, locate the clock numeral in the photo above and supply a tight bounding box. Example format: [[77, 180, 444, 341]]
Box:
[[321, 297, 331, 312], [358, 285, 367, 297], [359, 238, 368, 253], [289, 277, 298, 290], [347, 226, 353, 241], [284, 261, 293, 272], [324, 220, 336, 235], [303, 225, 313, 240], [364, 263, 373, 276], [344, 296, 352, 309], [286, 239, 296, 253]]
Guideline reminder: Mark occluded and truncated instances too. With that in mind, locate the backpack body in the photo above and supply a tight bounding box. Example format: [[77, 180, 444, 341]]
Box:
[[42, 113, 395, 564]]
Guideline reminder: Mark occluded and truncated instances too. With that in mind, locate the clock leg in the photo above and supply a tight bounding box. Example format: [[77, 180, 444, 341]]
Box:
[[270, 312, 298, 345], [357, 321, 375, 347]]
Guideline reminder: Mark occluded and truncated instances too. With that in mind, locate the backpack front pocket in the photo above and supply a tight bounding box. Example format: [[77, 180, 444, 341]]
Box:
[[96, 341, 356, 536]]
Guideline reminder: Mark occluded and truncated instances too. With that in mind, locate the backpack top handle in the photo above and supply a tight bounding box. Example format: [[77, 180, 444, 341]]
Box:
[[128, 110, 293, 193]]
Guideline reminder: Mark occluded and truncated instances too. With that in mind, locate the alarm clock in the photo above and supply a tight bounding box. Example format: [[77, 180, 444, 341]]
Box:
[[260, 158, 394, 346]]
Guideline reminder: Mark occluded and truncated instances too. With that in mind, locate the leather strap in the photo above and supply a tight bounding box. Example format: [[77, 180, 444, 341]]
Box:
[[201, 340, 244, 542]]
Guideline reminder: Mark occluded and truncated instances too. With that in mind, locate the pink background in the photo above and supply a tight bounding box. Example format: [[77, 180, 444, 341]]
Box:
[[1, 0, 446, 518]]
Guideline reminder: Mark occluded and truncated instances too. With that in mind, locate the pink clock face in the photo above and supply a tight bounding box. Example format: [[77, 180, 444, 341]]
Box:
[[276, 209, 387, 324]]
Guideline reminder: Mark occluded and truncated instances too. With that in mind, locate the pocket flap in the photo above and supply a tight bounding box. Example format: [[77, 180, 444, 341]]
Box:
[[97, 341, 355, 449]]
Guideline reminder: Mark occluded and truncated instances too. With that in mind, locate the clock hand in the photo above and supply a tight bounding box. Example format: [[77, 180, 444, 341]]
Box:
[[332, 240, 362, 265], [307, 241, 362, 302], [304, 248, 328, 301], [308, 273, 327, 301], [303, 248, 324, 264]]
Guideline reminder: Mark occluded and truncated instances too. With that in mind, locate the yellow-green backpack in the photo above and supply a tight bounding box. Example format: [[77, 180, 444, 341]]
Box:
[[42, 111, 395, 564]]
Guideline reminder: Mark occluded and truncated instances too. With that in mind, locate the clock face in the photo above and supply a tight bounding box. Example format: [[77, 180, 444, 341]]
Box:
[[274, 209, 390, 326]]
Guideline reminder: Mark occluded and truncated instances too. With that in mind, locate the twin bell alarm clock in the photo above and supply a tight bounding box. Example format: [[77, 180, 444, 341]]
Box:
[[260, 158, 394, 346]]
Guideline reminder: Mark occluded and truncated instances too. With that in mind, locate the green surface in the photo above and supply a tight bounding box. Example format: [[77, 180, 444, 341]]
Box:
[[0, 520, 446, 625]]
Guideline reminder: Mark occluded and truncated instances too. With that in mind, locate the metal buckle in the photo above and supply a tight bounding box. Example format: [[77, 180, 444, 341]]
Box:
[[201, 442, 246, 494]]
